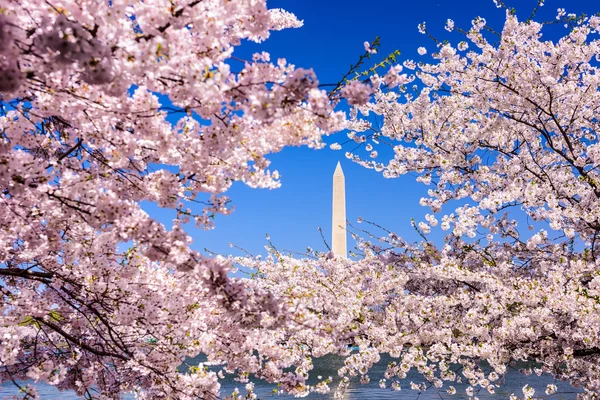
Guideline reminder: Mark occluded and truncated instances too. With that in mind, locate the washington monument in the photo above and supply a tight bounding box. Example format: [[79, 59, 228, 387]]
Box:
[[332, 162, 347, 257]]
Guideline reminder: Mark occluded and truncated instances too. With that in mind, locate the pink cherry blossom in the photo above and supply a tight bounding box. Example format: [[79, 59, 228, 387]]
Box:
[[0, 0, 342, 397], [4, 2, 600, 399], [340, 80, 373, 106]]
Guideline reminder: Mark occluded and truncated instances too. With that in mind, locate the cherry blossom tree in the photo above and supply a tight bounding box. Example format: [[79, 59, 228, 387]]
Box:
[[4, 0, 600, 399], [237, 5, 600, 399], [0, 0, 344, 398]]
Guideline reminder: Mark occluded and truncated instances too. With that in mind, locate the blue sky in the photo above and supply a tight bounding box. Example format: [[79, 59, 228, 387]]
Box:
[[150, 0, 598, 259]]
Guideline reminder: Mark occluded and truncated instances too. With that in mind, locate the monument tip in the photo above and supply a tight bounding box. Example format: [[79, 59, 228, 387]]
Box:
[[334, 161, 344, 176]]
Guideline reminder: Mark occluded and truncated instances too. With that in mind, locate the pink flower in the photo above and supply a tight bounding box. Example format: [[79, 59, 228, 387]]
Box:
[[364, 41, 377, 54], [341, 80, 373, 105]]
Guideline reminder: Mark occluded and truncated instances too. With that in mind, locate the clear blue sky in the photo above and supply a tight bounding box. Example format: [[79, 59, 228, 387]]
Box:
[[148, 0, 598, 259]]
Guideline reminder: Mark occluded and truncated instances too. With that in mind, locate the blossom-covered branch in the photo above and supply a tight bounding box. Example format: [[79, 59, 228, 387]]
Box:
[[0, 0, 342, 398]]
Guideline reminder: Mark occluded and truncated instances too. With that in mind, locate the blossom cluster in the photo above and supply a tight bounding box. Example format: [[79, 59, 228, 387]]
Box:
[[3, 1, 600, 399], [0, 0, 343, 398], [332, 8, 600, 398], [237, 230, 600, 398]]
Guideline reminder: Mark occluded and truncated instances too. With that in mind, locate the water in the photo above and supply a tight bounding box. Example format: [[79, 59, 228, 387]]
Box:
[[1, 354, 581, 399]]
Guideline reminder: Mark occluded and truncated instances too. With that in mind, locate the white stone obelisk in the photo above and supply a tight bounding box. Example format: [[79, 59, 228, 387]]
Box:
[[332, 161, 347, 257]]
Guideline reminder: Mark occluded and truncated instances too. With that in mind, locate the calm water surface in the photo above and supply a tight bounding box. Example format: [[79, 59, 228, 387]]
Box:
[[1, 354, 581, 399]]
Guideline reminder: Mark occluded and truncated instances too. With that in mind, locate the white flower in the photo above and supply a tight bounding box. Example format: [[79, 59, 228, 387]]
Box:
[[523, 384, 535, 398], [418, 221, 431, 234], [545, 384, 558, 395], [364, 41, 377, 54]]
